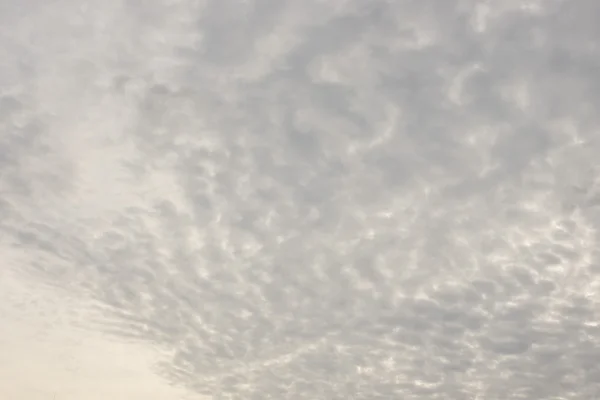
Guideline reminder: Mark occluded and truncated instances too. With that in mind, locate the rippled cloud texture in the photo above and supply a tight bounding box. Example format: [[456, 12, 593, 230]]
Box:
[[2, 0, 600, 399]]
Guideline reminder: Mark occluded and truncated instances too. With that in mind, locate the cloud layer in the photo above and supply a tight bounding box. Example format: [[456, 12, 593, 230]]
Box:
[[2, 0, 600, 398]]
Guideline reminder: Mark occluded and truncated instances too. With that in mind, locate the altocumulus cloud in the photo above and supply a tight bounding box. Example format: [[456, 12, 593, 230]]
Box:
[[1, 0, 600, 399]]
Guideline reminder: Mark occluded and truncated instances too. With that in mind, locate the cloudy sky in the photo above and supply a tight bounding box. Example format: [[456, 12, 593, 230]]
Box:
[[1, 0, 600, 399]]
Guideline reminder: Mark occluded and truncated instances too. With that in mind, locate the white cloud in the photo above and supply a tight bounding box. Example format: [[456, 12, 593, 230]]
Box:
[[2, 0, 600, 398]]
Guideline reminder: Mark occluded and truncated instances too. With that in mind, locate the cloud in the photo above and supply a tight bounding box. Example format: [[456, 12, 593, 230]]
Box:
[[2, 0, 600, 398]]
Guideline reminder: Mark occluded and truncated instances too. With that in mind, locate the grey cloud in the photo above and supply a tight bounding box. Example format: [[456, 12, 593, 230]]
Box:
[[2, 0, 600, 399]]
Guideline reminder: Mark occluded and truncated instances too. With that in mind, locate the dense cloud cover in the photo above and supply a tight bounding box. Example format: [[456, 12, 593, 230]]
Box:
[[2, 0, 600, 399]]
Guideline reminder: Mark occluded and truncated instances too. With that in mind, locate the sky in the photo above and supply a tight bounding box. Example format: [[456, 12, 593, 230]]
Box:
[[1, 0, 600, 399]]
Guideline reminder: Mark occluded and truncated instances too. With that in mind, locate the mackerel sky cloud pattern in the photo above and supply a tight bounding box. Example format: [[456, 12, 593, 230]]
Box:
[[1, 0, 600, 399]]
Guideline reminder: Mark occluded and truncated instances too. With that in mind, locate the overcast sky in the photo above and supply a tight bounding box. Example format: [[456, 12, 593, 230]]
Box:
[[1, 0, 600, 399]]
